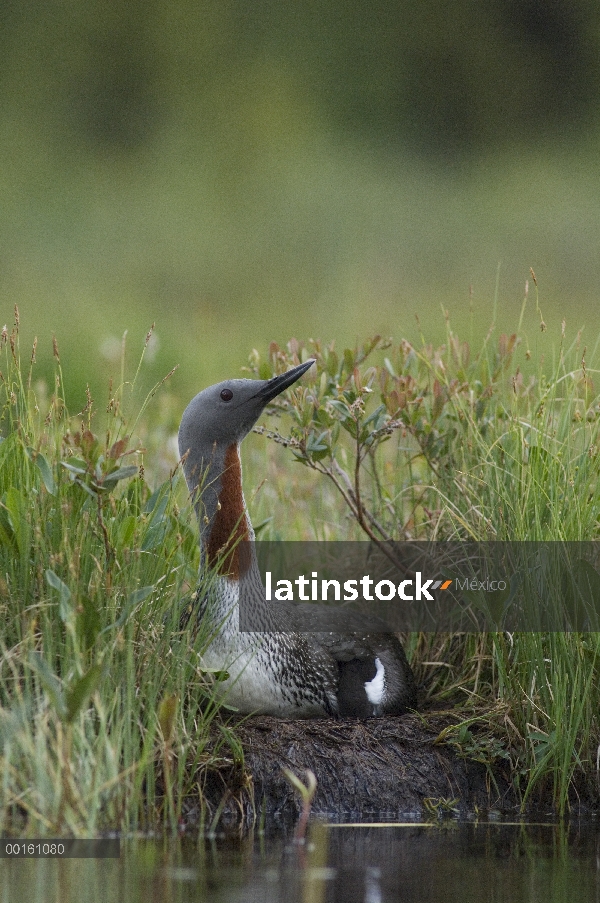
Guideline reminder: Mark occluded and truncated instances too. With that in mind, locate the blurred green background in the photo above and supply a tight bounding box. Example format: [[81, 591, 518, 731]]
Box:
[[2, 0, 600, 412]]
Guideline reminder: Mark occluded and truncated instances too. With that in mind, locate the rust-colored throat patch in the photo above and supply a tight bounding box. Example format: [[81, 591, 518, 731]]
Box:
[[206, 444, 251, 579]]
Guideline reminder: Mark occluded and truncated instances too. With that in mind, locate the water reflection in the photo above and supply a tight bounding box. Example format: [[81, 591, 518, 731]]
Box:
[[1, 821, 599, 903]]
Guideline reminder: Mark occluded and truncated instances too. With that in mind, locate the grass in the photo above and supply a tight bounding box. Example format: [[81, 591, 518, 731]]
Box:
[[1, 299, 600, 836], [7, 135, 600, 412], [0, 313, 240, 836], [246, 297, 600, 816]]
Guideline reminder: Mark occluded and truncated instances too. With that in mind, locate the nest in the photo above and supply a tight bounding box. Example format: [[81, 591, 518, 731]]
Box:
[[187, 712, 517, 831]]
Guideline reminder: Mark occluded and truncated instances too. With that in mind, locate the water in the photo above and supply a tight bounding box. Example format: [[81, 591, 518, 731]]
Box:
[[1, 821, 599, 903]]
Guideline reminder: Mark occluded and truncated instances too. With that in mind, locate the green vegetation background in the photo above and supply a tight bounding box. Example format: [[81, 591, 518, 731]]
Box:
[[2, 0, 600, 835], [2, 306, 600, 834], [1, 0, 599, 407]]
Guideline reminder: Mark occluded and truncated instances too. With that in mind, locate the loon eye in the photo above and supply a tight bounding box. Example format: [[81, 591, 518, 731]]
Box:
[[220, 388, 233, 402]]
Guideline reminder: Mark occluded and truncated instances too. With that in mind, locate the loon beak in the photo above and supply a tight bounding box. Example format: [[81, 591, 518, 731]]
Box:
[[254, 359, 315, 404]]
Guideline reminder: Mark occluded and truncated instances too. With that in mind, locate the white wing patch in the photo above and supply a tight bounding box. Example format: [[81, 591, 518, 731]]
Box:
[[364, 657, 385, 706]]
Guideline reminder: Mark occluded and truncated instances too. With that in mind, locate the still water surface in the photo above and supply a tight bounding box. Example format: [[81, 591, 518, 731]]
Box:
[[1, 821, 599, 903]]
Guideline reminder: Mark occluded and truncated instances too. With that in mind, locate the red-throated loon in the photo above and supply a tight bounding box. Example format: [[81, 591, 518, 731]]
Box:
[[178, 359, 417, 718]]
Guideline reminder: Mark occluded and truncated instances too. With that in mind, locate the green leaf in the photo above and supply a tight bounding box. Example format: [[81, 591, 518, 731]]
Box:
[[198, 666, 231, 679], [339, 417, 358, 438], [125, 476, 147, 515], [74, 478, 98, 498], [343, 348, 355, 374], [315, 408, 333, 428], [65, 663, 103, 723], [26, 447, 56, 495], [306, 431, 329, 453], [61, 458, 89, 476], [118, 514, 137, 546], [362, 404, 387, 428], [144, 484, 169, 518], [28, 652, 67, 721], [325, 351, 338, 377], [45, 569, 72, 622], [141, 521, 168, 551], [328, 399, 352, 421], [5, 487, 29, 557], [34, 452, 56, 495], [101, 464, 139, 488]]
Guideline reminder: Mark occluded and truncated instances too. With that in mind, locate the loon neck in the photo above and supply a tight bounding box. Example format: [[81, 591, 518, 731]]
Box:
[[197, 443, 254, 580]]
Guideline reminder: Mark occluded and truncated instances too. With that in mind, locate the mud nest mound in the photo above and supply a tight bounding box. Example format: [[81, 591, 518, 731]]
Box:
[[187, 712, 519, 831]]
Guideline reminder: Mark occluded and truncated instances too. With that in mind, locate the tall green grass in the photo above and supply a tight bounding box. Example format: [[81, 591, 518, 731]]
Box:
[[1, 303, 600, 835], [0, 313, 236, 836], [430, 316, 600, 814], [247, 304, 600, 815]]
